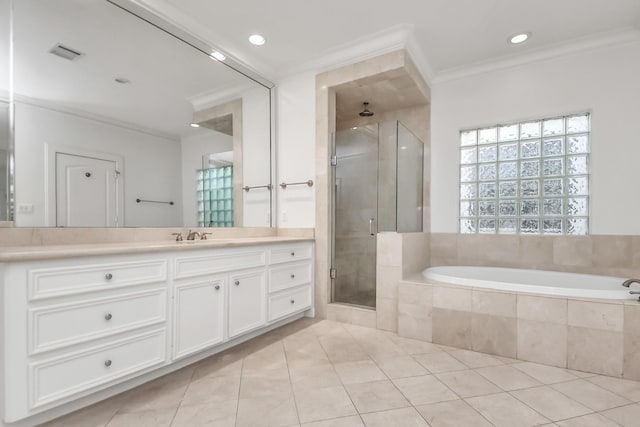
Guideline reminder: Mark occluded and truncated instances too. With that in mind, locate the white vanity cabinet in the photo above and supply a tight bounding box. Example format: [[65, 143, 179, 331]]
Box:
[[0, 239, 314, 424]]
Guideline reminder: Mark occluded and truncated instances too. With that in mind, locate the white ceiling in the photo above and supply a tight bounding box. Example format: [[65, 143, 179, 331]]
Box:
[[159, 0, 640, 80]]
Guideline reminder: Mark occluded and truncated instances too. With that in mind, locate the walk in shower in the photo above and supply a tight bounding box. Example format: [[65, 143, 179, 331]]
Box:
[[331, 121, 424, 307]]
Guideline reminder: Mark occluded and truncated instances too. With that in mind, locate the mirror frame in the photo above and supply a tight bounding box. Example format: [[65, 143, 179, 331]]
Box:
[[6, 0, 277, 227]]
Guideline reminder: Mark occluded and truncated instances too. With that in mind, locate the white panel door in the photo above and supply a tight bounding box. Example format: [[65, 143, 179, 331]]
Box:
[[56, 153, 119, 227], [228, 270, 266, 338], [173, 277, 225, 360]]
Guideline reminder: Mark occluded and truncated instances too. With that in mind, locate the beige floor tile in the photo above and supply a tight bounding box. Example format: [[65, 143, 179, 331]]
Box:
[[475, 364, 542, 391], [435, 370, 502, 398], [511, 362, 579, 384], [565, 368, 598, 378], [599, 403, 640, 426], [360, 407, 429, 427], [239, 376, 293, 399], [448, 349, 504, 368], [319, 336, 370, 363], [117, 381, 187, 414], [181, 375, 240, 406], [290, 363, 342, 391], [415, 399, 492, 427], [551, 379, 631, 411], [106, 407, 176, 427], [345, 380, 410, 414], [192, 355, 243, 380], [40, 395, 126, 427], [388, 335, 443, 355], [301, 416, 365, 427], [587, 375, 640, 402], [374, 356, 428, 379], [413, 351, 467, 373], [465, 393, 550, 427], [171, 400, 237, 427], [510, 385, 592, 421], [294, 385, 358, 424], [333, 360, 386, 385], [236, 394, 299, 427], [392, 375, 458, 406], [555, 413, 620, 427]]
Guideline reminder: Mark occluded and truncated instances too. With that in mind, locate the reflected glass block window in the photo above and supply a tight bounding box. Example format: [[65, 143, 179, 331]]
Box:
[[459, 113, 590, 235], [197, 166, 234, 227]]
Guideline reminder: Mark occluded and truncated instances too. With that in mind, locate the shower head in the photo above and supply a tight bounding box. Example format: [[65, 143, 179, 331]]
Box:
[[359, 102, 374, 117]]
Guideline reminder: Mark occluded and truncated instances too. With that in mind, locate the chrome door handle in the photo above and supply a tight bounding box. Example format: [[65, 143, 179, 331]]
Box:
[[369, 218, 375, 236]]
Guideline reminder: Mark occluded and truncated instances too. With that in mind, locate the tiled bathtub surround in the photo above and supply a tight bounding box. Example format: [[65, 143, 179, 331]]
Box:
[[430, 233, 640, 278], [397, 279, 640, 380]]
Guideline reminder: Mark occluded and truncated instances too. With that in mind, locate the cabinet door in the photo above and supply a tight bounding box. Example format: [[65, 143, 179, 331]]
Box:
[[228, 270, 266, 338], [173, 277, 225, 359]]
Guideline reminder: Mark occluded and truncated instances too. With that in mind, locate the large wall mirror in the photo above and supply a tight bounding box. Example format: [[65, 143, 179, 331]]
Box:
[[0, 0, 275, 228]]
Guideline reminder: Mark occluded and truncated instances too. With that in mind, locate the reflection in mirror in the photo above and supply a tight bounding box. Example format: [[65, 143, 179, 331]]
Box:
[[0, 102, 9, 222], [6, 0, 274, 228]]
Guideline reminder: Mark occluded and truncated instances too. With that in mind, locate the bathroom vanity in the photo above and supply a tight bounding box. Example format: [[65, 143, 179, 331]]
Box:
[[0, 237, 314, 424]]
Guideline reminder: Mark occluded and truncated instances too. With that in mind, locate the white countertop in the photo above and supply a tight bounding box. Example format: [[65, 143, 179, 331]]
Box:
[[0, 236, 314, 262]]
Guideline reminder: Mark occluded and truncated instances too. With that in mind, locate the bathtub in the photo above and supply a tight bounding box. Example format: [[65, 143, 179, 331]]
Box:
[[422, 266, 633, 300]]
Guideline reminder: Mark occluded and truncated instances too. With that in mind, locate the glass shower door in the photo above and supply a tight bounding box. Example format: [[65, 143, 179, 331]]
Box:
[[332, 125, 379, 307]]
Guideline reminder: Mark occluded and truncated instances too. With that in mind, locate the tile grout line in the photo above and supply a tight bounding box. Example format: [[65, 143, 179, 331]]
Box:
[[233, 356, 246, 427], [281, 339, 302, 426]]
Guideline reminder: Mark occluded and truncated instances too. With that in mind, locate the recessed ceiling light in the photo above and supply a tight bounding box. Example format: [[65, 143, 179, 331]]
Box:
[[509, 32, 531, 44], [248, 34, 266, 46], [190, 123, 200, 128], [210, 51, 226, 61]]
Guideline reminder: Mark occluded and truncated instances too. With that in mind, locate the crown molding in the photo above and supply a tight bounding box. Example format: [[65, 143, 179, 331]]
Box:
[[278, 23, 434, 87], [433, 27, 640, 85], [188, 83, 253, 112]]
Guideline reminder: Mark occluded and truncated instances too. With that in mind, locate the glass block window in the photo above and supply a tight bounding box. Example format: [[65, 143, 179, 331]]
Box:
[[197, 166, 234, 227], [459, 113, 590, 235]]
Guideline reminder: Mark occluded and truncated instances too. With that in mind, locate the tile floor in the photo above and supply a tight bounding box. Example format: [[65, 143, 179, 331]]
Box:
[[41, 318, 640, 427]]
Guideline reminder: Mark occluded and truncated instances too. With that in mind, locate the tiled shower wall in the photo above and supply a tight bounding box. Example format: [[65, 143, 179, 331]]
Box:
[[430, 233, 640, 278]]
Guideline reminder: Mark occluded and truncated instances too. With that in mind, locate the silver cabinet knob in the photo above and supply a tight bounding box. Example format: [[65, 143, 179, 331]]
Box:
[[290, 252, 295, 256], [104, 360, 112, 367], [104, 313, 113, 321], [214, 284, 220, 290], [105, 273, 113, 281], [290, 274, 295, 279], [234, 280, 240, 286], [290, 299, 295, 304]]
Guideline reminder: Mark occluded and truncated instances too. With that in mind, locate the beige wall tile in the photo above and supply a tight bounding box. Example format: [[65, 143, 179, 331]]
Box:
[[567, 326, 623, 376], [623, 305, 640, 381], [519, 236, 555, 267], [632, 237, 640, 268], [553, 237, 592, 268], [351, 308, 377, 329], [592, 235, 633, 268], [398, 282, 433, 341], [402, 232, 430, 277], [517, 319, 567, 368], [327, 304, 353, 324], [433, 286, 472, 311], [376, 265, 402, 300], [376, 297, 398, 332], [432, 308, 472, 350], [472, 290, 516, 318], [430, 234, 458, 264], [398, 312, 432, 342], [398, 282, 433, 307], [568, 300, 623, 332], [471, 314, 517, 358], [517, 295, 567, 324], [457, 235, 520, 267], [377, 232, 402, 267]]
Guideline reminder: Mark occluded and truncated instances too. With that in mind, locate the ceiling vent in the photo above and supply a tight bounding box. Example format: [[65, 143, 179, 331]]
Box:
[[48, 43, 83, 61]]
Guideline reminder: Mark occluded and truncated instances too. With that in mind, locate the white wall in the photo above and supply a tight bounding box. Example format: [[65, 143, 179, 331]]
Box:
[[180, 131, 233, 227], [15, 102, 183, 227], [431, 41, 640, 235], [275, 71, 316, 228]]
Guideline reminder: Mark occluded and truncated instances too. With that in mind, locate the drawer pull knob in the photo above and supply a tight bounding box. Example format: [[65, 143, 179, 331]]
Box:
[[104, 360, 112, 367], [104, 313, 113, 321], [290, 274, 295, 279], [214, 284, 220, 290], [235, 280, 240, 286], [105, 273, 113, 281], [291, 252, 295, 256], [290, 299, 295, 304]]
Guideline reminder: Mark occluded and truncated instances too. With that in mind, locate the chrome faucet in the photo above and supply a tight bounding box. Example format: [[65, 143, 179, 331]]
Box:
[[186, 230, 201, 240], [171, 232, 183, 242], [201, 232, 213, 240], [622, 278, 640, 288]]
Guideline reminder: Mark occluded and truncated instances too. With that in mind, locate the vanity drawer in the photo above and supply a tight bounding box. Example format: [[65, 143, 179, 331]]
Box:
[[174, 249, 266, 279], [29, 289, 167, 355], [268, 285, 312, 322], [269, 262, 312, 293], [28, 260, 167, 301], [269, 243, 313, 265], [29, 329, 166, 409]]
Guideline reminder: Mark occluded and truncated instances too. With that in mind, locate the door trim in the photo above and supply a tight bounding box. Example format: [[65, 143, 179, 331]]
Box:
[[45, 144, 124, 227]]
